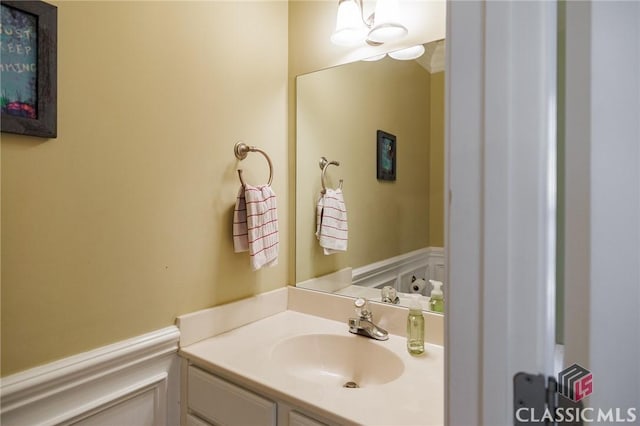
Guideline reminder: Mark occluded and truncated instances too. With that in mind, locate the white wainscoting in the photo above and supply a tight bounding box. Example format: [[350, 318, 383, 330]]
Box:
[[0, 326, 181, 426], [351, 247, 445, 295]]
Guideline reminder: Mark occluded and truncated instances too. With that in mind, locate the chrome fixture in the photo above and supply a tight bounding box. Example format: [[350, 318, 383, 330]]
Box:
[[348, 298, 389, 340], [381, 285, 400, 304], [233, 142, 273, 186], [319, 156, 343, 194], [331, 0, 407, 47]]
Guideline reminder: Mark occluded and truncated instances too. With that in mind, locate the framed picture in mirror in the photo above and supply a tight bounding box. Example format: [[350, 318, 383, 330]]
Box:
[[0, 0, 57, 138], [376, 130, 396, 181]]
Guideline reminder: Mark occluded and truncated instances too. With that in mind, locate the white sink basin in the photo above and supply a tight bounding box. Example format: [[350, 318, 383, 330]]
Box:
[[270, 333, 405, 388]]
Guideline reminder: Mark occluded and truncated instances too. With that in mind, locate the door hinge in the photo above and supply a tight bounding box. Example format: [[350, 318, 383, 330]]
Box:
[[514, 372, 557, 425], [514, 372, 583, 425]]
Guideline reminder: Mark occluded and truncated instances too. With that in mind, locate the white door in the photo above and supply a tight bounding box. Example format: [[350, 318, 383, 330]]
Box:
[[446, 1, 640, 424], [446, 1, 558, 424], [562, 0, 640, 419]]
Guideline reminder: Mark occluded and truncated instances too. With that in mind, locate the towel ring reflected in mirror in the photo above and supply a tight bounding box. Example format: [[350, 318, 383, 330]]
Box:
[[319, 156, 344, 194], [234, 142, 274, 186]]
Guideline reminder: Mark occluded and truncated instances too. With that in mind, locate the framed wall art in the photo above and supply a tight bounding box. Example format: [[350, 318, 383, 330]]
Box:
[[376, 130, 396, 181], [1, 0, 57, 138]]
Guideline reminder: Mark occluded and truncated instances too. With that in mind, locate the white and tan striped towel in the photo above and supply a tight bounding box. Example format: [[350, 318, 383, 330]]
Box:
[[233, 184, 279, 270], [316, 188, 348, 255]]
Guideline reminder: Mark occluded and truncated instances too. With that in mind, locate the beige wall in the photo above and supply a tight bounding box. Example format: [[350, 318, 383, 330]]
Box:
[[296, 59, 431, 281], [429, 71, 445, 247], [1, 0, 445, 377], [1, 1, 288, 376]]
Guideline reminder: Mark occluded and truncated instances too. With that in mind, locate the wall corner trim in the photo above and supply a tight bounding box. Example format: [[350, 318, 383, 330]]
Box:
[[1, 326, 180, 425]]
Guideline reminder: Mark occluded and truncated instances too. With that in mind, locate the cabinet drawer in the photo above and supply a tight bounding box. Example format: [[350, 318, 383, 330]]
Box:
[[188, 366, 276, 426]]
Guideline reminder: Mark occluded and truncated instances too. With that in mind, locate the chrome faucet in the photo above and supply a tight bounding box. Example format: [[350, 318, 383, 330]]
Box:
[[348, 298, 389, 341]]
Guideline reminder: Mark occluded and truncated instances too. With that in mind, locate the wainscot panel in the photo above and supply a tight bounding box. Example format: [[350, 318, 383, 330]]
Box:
[[0, 326, 180, 426]]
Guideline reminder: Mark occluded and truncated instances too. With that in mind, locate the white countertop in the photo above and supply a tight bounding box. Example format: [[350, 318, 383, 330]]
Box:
[[180, 310, 443, 426]]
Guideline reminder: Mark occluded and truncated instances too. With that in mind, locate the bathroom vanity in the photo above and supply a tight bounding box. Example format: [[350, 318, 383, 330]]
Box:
[[177, 287, 444, 426], [185, 359, 330, 426]]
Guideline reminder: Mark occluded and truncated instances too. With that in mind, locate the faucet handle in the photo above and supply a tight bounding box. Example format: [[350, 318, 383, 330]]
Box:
[[381, 286, 400, 304], [354, 297, 367, 308], [354, 298, 372, 320]]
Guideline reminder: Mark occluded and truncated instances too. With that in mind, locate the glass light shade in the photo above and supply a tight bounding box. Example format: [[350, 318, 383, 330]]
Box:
[[368, 24, 408, 43], [362, 53, 387, 61], [330, 0, 367, 46], [367, 0, 408, 43], [388, 44, 425, 60]]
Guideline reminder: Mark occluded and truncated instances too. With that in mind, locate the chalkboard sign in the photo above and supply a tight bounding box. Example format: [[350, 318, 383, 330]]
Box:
[[0, 1, 57, 138], [1, 4, 38, 119]]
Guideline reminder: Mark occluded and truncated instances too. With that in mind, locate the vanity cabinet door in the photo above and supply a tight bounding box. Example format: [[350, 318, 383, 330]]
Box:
[[186, 414, 213, 426], [188, 366, 276, 426], [288, 411, 328, 426]]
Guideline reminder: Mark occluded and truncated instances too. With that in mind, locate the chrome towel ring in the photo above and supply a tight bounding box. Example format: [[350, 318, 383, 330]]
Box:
[[319, 156, 343, 194], [234, 142, 274, 186]]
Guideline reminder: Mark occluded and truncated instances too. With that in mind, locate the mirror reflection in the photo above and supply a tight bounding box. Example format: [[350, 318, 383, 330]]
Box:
[[295, 40, 446, 313]]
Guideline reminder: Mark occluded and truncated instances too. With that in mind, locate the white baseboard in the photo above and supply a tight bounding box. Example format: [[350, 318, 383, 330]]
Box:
[[0, 326, 181, 426]]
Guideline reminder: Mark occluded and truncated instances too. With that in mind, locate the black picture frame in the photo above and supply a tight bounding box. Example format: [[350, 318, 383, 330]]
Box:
[[1, 0, 57, 138], [376, 130, 396, 181]]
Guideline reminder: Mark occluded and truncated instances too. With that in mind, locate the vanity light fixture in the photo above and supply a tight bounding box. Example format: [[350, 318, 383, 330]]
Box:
[[388, 44, 425, 60], [360, 44, 425, 62], [367, 0, 408, 43], [361, 53, 387, 61], [330, 0, 408, 47], [330, 0, 368, 46]]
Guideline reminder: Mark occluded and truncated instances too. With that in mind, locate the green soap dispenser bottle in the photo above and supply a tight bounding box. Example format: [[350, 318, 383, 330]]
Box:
[[429, 280, 445, 313], [406, 294, 425, 355]]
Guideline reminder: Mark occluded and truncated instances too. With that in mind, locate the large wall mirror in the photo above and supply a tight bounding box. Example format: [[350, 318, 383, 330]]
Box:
[[295, 40, 446, 313]]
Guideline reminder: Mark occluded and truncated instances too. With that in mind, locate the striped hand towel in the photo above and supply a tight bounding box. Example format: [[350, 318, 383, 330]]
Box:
[[315, 188, 348, 255], [233, 185, 279, 270], [233, 186, 250, 253]]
